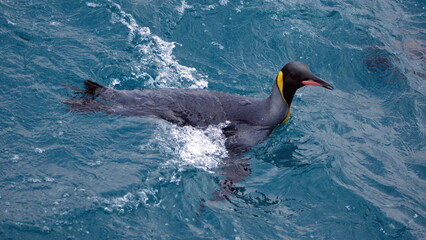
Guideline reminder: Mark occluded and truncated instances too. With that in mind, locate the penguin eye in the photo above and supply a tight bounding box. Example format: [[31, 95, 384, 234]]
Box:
[[289, 70, 301, 80]]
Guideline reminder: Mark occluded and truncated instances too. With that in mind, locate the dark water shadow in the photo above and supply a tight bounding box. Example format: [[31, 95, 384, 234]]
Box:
[[254, 142, 310, 169], [204, 140, 307, 209], [362, 47, 412, 93]]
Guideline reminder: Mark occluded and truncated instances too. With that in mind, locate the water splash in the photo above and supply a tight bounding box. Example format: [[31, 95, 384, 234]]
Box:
[[104, 0, 208, 89], [156, 122, 229, 171]]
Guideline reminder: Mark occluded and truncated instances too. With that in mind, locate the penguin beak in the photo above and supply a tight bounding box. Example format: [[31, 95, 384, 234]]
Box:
[[302, 77, 334, 90]]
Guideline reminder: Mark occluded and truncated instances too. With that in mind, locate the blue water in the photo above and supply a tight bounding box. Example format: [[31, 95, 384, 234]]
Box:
[[1, 0, 425, 239]]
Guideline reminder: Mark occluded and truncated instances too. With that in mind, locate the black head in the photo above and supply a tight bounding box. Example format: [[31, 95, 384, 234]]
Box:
[[276, 61, 333, 105], [282, 62, 333, 90]]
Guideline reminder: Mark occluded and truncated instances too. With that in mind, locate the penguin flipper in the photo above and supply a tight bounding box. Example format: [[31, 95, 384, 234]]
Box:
[[223, 122, 273, 157], [205, 123, 273, 202]]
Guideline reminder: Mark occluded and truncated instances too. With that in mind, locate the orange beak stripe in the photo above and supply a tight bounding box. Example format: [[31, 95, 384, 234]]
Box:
[[301, 80, 322, 87]]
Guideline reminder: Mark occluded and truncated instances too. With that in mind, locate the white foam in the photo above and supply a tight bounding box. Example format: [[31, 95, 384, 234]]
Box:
[[235, 0, 244, 12], [6, 19, 16, 25], [11, 154, 20, 162], [49, 21, 61, 26], [93, 188, 159, 213], [163, 122, 229, 171], [44, 177, 55, 182], [86, 2, 102, 8], [105, 192, 135, 212], [107, 0, 208, 89], [34, 147, 44, 153], [211, 41, 225, 50], [219, 0, 229, 6], [110, 78, 121, 87], [202, 4, 216, 11], [25, 178, 42, 183], [176, 0, 193, 16]]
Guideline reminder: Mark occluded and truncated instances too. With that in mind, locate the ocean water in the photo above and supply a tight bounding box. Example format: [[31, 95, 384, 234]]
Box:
[[0, 0, 425, 239]]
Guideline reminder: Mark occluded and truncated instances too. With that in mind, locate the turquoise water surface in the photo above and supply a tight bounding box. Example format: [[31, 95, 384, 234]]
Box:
[[1, 0, 425, 239]]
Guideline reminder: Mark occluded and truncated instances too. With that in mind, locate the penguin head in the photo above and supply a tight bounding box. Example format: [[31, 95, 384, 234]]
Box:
[[281, 61, 333, 90], [276, 61, 333, 105]]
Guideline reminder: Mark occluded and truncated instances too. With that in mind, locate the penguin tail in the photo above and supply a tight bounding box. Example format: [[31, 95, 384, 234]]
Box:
[[62, 97, 110, 114], [84, 80, 106, 96], [62, 80, 111, 114]]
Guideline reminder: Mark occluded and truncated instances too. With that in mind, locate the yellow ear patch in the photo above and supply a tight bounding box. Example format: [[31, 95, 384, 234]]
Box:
[[276, 71, 291, 124], [276, 71, 284, 100]]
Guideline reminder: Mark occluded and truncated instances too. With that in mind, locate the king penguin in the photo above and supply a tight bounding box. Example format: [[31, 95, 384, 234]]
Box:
[[64, 61, 333, 154]]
